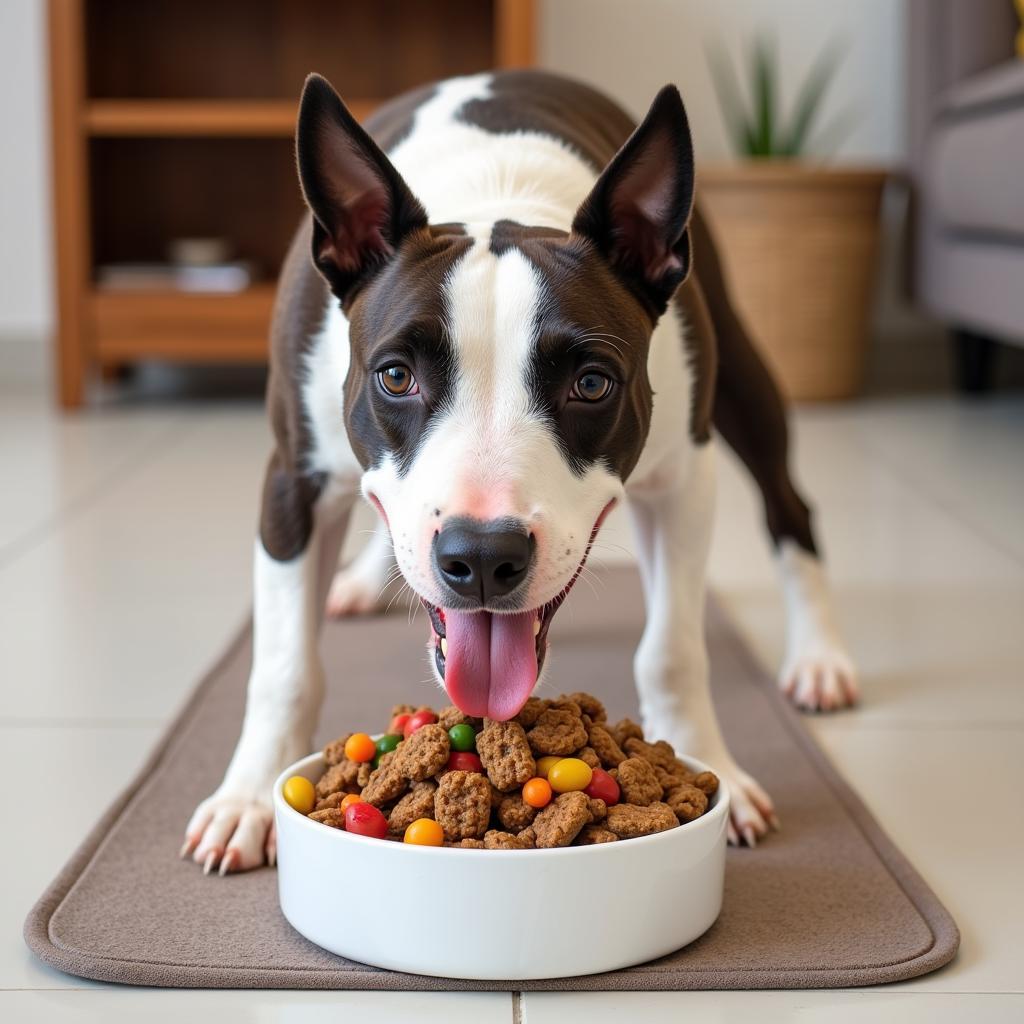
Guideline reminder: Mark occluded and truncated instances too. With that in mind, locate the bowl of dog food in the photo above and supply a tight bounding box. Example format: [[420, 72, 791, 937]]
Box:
[[273, 692, 729, 980]]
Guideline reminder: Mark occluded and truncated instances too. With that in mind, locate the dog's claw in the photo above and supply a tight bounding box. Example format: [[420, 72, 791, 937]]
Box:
[[218, 850, 238, 877], [179, 838, 194, 860], [202, 850, 219, 876], [769, 813, 781, 832], [742, 825, 758, 848]]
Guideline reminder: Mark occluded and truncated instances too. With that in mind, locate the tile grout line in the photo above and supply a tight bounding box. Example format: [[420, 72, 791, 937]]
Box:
[[512, 990, 522, 1023]]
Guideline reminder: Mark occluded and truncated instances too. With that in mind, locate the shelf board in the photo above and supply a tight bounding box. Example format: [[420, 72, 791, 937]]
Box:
[[83, 99, 379, 137]]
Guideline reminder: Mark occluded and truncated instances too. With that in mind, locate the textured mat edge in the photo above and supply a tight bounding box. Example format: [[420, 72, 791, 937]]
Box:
[[24, 604, 960, 990]]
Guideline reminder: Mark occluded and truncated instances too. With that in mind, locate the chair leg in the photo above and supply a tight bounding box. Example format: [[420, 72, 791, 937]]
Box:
[[953, 330, 996, 395]]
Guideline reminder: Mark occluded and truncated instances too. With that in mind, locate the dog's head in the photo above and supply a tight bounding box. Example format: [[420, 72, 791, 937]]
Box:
[[297, 75, 695, 719]]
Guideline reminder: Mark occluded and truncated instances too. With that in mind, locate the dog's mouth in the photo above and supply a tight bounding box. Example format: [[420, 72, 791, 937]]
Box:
[[421, 500, 615, 721]]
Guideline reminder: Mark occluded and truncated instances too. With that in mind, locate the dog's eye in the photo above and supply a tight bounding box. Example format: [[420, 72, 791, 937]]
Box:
[[570, 372, 613, 402], [378, 364, 419, 397]]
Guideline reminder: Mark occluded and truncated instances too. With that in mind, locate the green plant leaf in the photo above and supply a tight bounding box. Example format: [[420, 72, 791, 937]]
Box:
[[782, 38, 846, 157], [706, 42, 755, 157], [751, 35, 777, 157]]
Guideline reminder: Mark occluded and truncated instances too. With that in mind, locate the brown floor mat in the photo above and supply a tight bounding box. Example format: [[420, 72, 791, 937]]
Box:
[[25, 568, 958, 989]]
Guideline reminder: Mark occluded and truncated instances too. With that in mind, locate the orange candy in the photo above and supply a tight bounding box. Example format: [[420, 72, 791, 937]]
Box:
[[344, 732, 377, 763], [403, 818, 445, 846], [522, 777, 553, 809], [340, 793, 363, 812]]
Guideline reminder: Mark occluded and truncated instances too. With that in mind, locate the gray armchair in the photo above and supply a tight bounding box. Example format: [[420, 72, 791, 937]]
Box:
[[908, 0, 1024, 390]]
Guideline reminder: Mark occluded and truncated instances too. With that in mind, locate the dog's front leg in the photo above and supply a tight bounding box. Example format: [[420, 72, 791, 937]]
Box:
[[181, 459, 352, 874], [629, 445, 776, 846]]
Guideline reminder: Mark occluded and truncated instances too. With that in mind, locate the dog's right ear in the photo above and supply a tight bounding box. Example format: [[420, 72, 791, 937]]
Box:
[[296, 74, 428, 303]]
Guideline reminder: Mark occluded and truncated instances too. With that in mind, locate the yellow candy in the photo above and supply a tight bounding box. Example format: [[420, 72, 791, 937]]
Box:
[[536, 756, 561, 780], [548, 757, 593, 793], [282, 775, 316, 814]]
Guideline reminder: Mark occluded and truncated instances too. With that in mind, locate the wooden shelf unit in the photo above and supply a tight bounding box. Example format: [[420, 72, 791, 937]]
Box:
[[49, 0, 536, 407]]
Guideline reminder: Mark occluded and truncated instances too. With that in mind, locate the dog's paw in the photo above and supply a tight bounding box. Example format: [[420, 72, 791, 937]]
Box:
[[324, 564, 392, 618], [180, 791, 275, 876], [779, 646, 859, 712], [716, 761, 778, 847]]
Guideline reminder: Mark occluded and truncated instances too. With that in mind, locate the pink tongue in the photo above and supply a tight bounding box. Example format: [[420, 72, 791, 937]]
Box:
[[443, 609, 538, 721]]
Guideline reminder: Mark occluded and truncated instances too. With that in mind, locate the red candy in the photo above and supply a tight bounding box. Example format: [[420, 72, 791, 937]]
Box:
[[344, 801, 388, 839], [584, 768, 620, 806], [389, 713, 411, 735], [445, 751, 484, 774], [403, 709, 438, 738]]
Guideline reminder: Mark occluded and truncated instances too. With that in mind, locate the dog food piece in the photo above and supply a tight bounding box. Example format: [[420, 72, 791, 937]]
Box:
[[345, 801, 389, 839], [606, 801, 678, 839], [403, 818, 445, 846], [282, 775, 316, 814], [615, 757, 664, 806], [434, 770, 491, 841], [588, 797, 608, 822], [587, 722, 627, 768], [360, 749, 408, 806], [387, 780, 438, 834], [447, 837, 486, 849], [609, 717, 644, 748], [314, 790, 346, 812], [577, 746, 601, 769], [521, 777, 553, 808], [391, 703, 416, 720], [476, 720, 536, 791], [694, 771, 719, 797], [357, 761, 374, 787], [447, 723, 477, 751], [560, 691, 606, 722], [322, 733, 353, 767], [577, 824, 619, 845], [514, 696, 549, 728], [438, 705, 481, 731], [623, 737, 682, 773], [665, 783, 709, 823], [488, 782, 506, 808], [527, 707, 588, 756], [344, 733, 377, 764], [394, 723, 450, 782], [308, 807, 345, 828], [484, 828, 535, 850], [653, 762, 695, 791], [584, 767, 620, 807], [548, 756, 593, 793], [315, 759, 362, 798], [497, 792, 538, 832], [532, 791, 595, 848]]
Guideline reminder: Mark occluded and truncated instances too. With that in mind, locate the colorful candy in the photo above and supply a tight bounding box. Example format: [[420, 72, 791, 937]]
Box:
[[521, 777, 553, 809], [344, 732, 377, 763], [535, 755, 561, 780], [344, 801, 388, 839], [376, 733, 402, 755], [548, 757, 593, 793], [403, 709, 439, 739], [448, 723, 476, 752], [446, 751, 484, 773], [584, 767, 620, 806], [340, 793, 363, 812], [403, 817, 445, 846], [282, 775, 316, 814], [389, 713, 412, 735]]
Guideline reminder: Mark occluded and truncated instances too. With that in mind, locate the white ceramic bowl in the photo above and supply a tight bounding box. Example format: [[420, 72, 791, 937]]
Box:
[[274, 752, 728, 980]]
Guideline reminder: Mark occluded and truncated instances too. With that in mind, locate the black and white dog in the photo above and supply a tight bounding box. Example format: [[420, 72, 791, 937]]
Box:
[[183, 71, 856, 874]]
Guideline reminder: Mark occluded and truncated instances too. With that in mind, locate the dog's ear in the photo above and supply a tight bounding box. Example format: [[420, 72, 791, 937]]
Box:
[[296, 74, 428, 303], [571, 85, 695, 317]]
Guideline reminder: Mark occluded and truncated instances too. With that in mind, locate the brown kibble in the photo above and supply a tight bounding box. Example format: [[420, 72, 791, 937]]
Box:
[[587, 722, 627, 768], [357, 761, 373, 788], [447, 837, 486, 849], [693, 771, 719, 797], [314, 791, 345, 812], [476, 720, 536, 791], [514, 697, 549, 728], [484, 829, 535, 850], [577, 746, 600, 769], [532, 791, 594, 848], [361, 749, 407, 806], [322, 733, 352, 766], [387, 781, 438, 834], [434, 770, 491, 840], [527, 707, 588, 756], [394, 723, 450, 781], [654, 762, 695, 791], [610, 717, 644, 748], [390, 703, 416, 720], [624, 737, 682, 773], [488, 782, 506, 808], [308, 807, 345, 828], [560, 691, 606, 721], [665, 783, 708, 823], [616, 757, 664, 806], [315, 759, 361, 798], [577, 824, 618, 845], [588, 796, 608, 822], [498, 792, 537, 832], [437, 705, 481, 731], [606, 801, 677, 839]]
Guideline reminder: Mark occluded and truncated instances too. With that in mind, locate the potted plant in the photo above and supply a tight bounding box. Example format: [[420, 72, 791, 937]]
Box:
[[700, 38, 887, 400]]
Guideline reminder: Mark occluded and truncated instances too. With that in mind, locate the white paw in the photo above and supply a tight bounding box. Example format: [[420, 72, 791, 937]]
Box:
[[779, 646, 859, 712], [181, 790, 276, 876], [716, 760, 778, 847], [324, 564, 392, 618]]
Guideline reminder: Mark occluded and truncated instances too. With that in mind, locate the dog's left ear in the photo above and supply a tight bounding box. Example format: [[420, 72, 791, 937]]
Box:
[[572, 85, 695, 316], [296, 73, 428, 302]]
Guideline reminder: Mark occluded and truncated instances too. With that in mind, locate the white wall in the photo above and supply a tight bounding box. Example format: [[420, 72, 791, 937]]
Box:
[[538, 0, 906, 164], [0, 0, 53, 340]]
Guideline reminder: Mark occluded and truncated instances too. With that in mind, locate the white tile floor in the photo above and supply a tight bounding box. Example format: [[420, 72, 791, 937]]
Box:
[[1, 376, 1022, 1021]]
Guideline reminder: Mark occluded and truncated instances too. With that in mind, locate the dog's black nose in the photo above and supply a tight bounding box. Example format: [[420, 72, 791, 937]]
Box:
[[433, 519, 534, 606]]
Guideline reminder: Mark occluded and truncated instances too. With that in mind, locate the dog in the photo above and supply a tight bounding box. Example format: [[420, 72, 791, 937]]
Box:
[[181, 71, 857, 874]]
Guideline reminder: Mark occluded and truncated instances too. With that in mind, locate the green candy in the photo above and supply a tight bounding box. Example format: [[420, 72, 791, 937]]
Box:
[[448, 723, 476, 752], [376, 733, 402, 756]]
